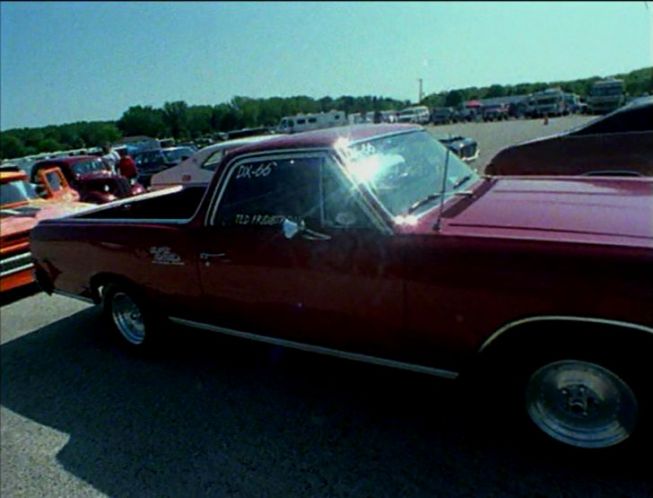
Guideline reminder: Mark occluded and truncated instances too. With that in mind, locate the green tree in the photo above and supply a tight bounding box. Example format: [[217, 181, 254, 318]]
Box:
[[485, 84, 506, 98], [445, 90, 464, 107], [162, 101, 189, 138], [117, 106, 167, 137], [0, 134, 26, 159], [187, 105, 213, 138], [37, 137, 63, 153]]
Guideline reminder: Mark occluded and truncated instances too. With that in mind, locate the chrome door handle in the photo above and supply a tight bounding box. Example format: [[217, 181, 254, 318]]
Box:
[[199, 252, 231, 265]]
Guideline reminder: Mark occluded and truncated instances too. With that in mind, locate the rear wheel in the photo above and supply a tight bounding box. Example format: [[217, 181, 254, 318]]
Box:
[[102, 283, 163, 350]]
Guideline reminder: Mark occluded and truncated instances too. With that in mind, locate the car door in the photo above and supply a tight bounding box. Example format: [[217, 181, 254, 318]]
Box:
[[196, 151, 405, 358]]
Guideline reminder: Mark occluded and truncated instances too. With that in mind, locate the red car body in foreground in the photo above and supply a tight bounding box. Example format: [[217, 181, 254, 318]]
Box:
[[30, 124, 653, 452]]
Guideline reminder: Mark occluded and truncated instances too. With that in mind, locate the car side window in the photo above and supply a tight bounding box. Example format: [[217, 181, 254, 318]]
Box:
[[201, 150, 225, 171], [321, 159, 374, 230], [44, 170, 63, 192], [214, 156, 322, 228]]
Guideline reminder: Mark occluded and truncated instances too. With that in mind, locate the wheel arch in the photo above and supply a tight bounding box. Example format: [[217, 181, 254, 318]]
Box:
[[477, 316, 653, 364], [89, 272, 140, 304]]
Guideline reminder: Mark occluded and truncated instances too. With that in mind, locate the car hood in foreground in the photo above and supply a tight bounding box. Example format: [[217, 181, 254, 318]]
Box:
[[400, 177, 653, 249]]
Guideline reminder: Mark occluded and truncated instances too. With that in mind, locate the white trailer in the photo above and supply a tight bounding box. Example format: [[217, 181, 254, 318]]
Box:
[[276, 110, 347, 134]]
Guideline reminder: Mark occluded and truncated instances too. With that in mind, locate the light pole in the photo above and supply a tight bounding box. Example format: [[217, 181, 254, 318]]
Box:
[[418, 78, 424, 103]]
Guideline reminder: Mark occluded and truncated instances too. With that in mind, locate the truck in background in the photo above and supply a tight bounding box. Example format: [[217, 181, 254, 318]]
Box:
[[562, 93, 582, 114], [587, 78, 626, 114], [527, 88, 566, 117]]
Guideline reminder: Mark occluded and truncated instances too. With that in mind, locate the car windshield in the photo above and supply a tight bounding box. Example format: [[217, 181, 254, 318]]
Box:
[[162, 148, 193, 163], [71, 159, 106, 175], [340, 130, 479, 217], [0, 179, 39, 206], [134, 151, 164, 165]]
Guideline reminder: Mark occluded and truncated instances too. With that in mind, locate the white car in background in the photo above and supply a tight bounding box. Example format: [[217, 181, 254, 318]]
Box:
[[150, 135, 280, 189]]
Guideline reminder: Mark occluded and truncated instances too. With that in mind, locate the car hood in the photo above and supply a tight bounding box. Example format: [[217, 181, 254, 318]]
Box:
[[399, 177, 653, 249]]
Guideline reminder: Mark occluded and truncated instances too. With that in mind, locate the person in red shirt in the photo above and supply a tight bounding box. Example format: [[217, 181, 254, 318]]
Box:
[[117, 149, 139, 181]]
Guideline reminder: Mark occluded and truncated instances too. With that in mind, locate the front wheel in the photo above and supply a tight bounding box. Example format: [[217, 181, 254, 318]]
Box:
[[525, 359, 640, 449]]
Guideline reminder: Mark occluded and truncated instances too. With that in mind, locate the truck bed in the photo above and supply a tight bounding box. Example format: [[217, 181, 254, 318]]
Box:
[[73, 186, 206, 221]]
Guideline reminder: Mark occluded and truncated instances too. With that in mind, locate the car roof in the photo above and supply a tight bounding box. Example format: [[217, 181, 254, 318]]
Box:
[[162, 146, 194, 152], [191, 134, 281, 158], [225, 124, 422, 158]]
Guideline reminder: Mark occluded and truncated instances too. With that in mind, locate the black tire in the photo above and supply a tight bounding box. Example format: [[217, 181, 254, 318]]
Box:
[[102, 283, 166, 351], [487, 345, 649, 456]]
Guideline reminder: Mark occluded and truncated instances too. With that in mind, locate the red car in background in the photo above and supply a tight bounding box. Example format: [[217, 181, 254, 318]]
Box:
[[0, 168, 92, 293], [31, 155, 145, 204]]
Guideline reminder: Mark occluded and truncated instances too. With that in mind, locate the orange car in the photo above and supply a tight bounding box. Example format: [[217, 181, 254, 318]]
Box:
[[0, 167, 92, 293]]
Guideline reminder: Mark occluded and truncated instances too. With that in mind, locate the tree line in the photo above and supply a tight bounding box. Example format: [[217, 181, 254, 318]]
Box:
[[1, 66, 650, 160], [422, 66, 652, 109], [0, 95, 409, 160]]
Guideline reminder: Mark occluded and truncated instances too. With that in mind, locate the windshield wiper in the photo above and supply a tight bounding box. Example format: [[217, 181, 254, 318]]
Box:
[[450, 174, 473, 190], [407, 193, 442, 214]]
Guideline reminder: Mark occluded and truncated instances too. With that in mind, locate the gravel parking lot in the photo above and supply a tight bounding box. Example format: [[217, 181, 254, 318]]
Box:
[[2, 116, 650, 498]]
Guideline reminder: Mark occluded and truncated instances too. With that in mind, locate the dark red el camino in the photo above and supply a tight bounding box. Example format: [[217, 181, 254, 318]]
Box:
[[30, 124, 653, 452]]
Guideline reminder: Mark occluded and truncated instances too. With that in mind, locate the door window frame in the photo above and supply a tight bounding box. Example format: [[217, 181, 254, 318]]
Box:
[[204, 149, 391, 234]]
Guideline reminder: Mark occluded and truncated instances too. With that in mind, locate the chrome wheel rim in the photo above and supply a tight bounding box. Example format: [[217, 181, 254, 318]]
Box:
[[111, 292, 146, 345], [526, 360, 638, 449]]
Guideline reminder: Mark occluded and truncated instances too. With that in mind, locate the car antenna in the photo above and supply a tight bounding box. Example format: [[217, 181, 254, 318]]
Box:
[[433, 132, 451, 232]]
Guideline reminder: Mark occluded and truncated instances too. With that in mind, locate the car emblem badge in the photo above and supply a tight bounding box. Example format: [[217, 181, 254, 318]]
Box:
[[149, 246, 184, 265]]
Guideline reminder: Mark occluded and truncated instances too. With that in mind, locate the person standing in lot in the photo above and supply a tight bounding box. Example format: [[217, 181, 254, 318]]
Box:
[[100, 142, 121, 174], [117, 148, 139, 182]]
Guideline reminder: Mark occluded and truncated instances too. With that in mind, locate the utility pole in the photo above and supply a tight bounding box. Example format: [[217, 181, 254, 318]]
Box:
[[418, 78, 424, 103]]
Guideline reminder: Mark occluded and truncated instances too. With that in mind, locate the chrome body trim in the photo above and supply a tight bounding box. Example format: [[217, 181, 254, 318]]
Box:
[[169, 317, 459, 380], [0, 251, 34, 278], [0, 262, 34, 278], [479, 315, 653, 353]]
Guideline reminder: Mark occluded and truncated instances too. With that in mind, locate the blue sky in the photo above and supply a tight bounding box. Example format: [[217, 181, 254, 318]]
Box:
[[1, 1, 651, 129]]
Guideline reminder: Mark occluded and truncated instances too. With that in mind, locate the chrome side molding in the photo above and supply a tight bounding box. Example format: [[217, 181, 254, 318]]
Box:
[[169, 316, 459, 380]]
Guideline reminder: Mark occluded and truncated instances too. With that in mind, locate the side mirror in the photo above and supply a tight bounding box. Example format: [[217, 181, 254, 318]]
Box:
[[282, 218, 303, 239], [282, 218, 331, 241]]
